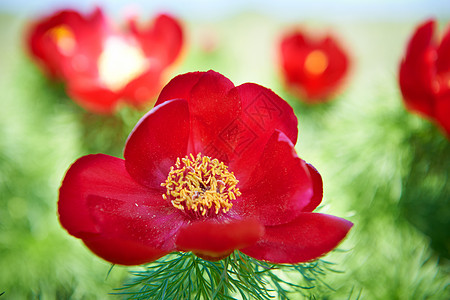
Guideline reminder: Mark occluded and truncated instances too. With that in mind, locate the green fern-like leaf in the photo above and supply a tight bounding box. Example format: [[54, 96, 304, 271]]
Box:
[[114, 251, 338, 300]]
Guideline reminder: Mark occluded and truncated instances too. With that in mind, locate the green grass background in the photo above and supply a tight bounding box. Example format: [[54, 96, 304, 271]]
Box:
[[0, 9, 449, 299]]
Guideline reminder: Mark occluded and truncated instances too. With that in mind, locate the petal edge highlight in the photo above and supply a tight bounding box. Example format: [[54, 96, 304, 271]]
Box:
[[124, 99, 190, 188], [241, 212, 352, 264]]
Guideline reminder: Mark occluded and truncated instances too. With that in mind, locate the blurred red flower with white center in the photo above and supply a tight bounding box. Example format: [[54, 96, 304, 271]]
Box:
[[28, 7, 183, 114]]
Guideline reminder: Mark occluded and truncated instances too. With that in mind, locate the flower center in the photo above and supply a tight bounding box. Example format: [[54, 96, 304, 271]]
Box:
[[161, 153, 241, 217], [304, 50, 328, 76], [98, 37, 149, 91], [47, 25, 76, 55]]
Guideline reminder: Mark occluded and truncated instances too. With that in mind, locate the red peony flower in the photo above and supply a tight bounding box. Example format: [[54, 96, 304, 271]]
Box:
[[58, 71, 352, 265], [399, 19, 450, 137], [279, 30, 350, 103], [27, 7, 183, 114]]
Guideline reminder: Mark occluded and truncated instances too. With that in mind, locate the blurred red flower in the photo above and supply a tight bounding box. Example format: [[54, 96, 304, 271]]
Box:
[[28, 7, 183, 114], [399, 19, 450, 137], [58, 70, 352, 265], [279, 30, 350, 103]]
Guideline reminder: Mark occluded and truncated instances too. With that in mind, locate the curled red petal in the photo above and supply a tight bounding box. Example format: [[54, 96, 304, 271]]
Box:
[[155, 71, 203, 105], [399, 19, 437, 118], [124, 99, 190, 188], [301, 163, 323, 212], [234, 130, 313, 226], [241, 212, 353, 264], [175, 219, 264, 260]]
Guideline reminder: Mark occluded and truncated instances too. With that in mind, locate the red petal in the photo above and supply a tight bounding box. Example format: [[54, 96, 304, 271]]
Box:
[[155, 71, 203, 106], [27, 9, 83, 78], [121, 66, 164, 107], [314, 35, 350, 98], [59, 154, 172, 235], [69, 7, 109, 68], [27, 8, 107, 79], [403, 20, 435, 64], [235, 83, 298, 144], [66, 79, 120, 114], [280, 31, 307, 85], [176, 218, 264, 260], [301, 163, 323, 212], [58, 154, 183, 265], [156, 71, 242, 162], [234, 131, 313, 226], [155, 71, 299, 167], [228, 83, 298, 179], [435, 92, 450, 137], [59, 154, 140, 235], [83, 236, 169, 266], [436, 24, 450, 74], [241, 213, 353, 264], [399, 20, 437, 117], [187, 71, 241, 160], [82, 194, 183, 263], [129, 14, 183, 67], [124, 99, 190, 188]]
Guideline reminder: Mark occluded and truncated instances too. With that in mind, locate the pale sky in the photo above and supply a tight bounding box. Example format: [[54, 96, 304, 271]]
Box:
[[1, 0, 449, 22]]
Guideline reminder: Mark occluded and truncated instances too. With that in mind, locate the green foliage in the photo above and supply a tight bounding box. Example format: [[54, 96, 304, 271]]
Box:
[[399, 123, 450, 259], [116, 251, 339, 300]]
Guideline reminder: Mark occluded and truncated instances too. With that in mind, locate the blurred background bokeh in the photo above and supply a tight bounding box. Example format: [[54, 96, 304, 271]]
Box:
[[0, 0, 449, 298]]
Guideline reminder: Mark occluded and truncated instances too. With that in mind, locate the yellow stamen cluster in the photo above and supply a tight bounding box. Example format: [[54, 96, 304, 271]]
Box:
[[161, 153, 241, 216]]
